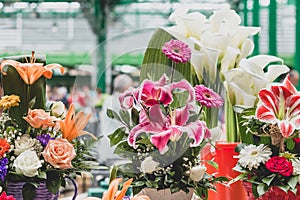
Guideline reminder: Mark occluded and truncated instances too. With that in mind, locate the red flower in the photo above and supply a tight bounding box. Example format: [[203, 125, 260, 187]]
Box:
[[0, 192, 16, 200], [162, 39, 191, 63], [0, 139, 10, 158], [265, 156, 293, 176]]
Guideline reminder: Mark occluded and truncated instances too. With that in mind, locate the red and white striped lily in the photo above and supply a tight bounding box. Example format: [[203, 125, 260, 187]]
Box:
[[256, 75, 300, 138]]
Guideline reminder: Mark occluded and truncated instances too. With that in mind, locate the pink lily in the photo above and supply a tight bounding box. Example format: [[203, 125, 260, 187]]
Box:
[[119, 75, 195, 109], [256, 75, 300, 138], [128, 104, 208, 153]]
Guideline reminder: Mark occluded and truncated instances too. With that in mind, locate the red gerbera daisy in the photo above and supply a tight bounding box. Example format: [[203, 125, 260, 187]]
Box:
[[0, 139, 10, 158]]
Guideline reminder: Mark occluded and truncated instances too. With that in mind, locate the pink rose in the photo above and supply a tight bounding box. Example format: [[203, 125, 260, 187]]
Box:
[[42, 138, 76, 169], [23, 109, 59, 129]]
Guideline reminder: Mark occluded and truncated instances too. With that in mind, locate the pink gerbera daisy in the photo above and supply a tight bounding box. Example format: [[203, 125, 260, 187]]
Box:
[[195, 85, 224, 108], [162, 39, 191, 63]]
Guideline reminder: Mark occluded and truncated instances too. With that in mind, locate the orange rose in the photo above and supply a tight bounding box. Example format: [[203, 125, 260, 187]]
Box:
[[23, 109, 58, 129], [42, 138, 76, 169]]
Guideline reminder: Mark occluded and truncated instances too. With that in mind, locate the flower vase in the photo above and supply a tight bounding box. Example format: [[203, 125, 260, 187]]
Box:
[[7, 182, 59, 200], [139, 188, 194, 200], [202, 142, 247, 200], [242, 181, 300, 200]]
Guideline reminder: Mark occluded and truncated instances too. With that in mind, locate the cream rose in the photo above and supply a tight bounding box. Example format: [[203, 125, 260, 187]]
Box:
[[140, 156, 159, 174], [14, 134, 40, 156], [42, 138, 76, 169], [189, 165, 206, 182], [13, 150, 42, 177], [51, 101, 66, 118]]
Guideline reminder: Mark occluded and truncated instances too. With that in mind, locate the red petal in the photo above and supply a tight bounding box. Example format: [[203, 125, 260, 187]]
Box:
[[278, 121, 295, 138], [283, 74, 298, 94], [258, 89, 278, 112], [256, 105, 277, 123]]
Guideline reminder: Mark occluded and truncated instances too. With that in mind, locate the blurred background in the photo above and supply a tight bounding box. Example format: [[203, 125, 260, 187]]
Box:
[[0, 0, 299, 199]]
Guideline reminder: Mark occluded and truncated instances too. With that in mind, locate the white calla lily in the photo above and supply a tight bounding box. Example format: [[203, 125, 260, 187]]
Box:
[[237, 38, 255, 63], [209, 10, 241, 33], [221, 46, 240, 74]]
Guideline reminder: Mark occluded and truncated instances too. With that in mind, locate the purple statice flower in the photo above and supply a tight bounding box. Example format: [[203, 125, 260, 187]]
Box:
[[0, 157, 8, 181], [195, 85, 224, 108], [122, 196, 131, 200], [162, 39, 191, 63], [36, 134, 52, 146]]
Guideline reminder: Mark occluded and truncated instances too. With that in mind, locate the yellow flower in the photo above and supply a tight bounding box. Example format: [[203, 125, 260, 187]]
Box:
[[0, 95, 20, 110]]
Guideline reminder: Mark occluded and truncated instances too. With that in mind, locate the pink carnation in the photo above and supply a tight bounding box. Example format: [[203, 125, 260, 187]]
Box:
[[162, 39, 191, 63], [194, 85, 223, 108]]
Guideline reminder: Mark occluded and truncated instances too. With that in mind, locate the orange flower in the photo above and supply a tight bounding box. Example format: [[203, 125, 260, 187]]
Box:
[[0, 94, 20, 110], [0, 138, 10, 157], [102, 178, 149, 200], [60, 104, 96, 141], [0, 60, 64, 85], [42, 138, 76, 169], [23, 109, 58, 129]]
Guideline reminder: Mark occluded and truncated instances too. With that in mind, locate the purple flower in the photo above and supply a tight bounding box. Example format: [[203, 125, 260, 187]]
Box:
[[36, 134, 52, 146], [0, 157, 8, 181], [162, 39, 191, 63], [195, 85, 224, 108]]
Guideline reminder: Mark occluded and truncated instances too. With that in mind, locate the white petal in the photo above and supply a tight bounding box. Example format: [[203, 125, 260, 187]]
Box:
[[237, 38, 254, 63], [247, 55, 284, 69], [169, 7, 189, 22], [221, 46, 240, 74], [265, 64, 290, 82], [209, 10, 241, 32]]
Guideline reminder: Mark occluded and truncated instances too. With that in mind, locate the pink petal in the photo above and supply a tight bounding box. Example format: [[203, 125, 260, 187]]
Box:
[[283, 74, 298, 94], [180, 120, 206, 147], [256, 105, 277, 123], [119, 87, 139, 109], [278, 120, 295, 138], [156, 74, 168, 86], [129, 122, 162, 148], [175, 106, 189, 126], [149, 104, 168, 126], [170, 79, 195, 103], [150, 130, 172, 153], [158, 89, 173, 105]]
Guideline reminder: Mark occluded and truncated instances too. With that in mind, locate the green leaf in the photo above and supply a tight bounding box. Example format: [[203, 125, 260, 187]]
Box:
[[119, 109, 131, 127], [28, 97, 36, 109], [108, 127, 126, 146], [131, 107, 139, 126], [206, 160, 218, 169], [277, 185, 290, 193], [262, 174, 275, 186], [46, 172, 62, 194], [288, 175, 299, 189], [22, 182, 38, 200], [133, 181, 145, 187], [37, 171, 47, 179], [257, 183, 268, 197], [106, 109, 122, 122], [287, 139, 295, 152], [109, 165, 118, 183]]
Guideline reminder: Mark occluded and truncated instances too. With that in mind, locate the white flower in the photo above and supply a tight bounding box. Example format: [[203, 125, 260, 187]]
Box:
[[235, 144, 272, 170], [51, 101, 66, 118], [13, 150, 42, 177], [189, 165, 206, 182], [14, 134, 39, 155], [140, 156, 159, 174], [292, 159, 300, 175], [0, 186, 2, 193]]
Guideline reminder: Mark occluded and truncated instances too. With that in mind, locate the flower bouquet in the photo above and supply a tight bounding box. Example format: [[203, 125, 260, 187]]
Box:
[[232, 75, 300, 199], [0, 52, 99, 200], [106, 39, 227, 200]]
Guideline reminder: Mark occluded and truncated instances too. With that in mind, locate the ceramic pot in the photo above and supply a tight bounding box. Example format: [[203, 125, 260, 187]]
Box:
[[139, 188, 194, 200]]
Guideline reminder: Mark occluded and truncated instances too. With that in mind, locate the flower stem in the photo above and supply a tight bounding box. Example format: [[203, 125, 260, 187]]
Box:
[[169, 61, 175, 83]]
